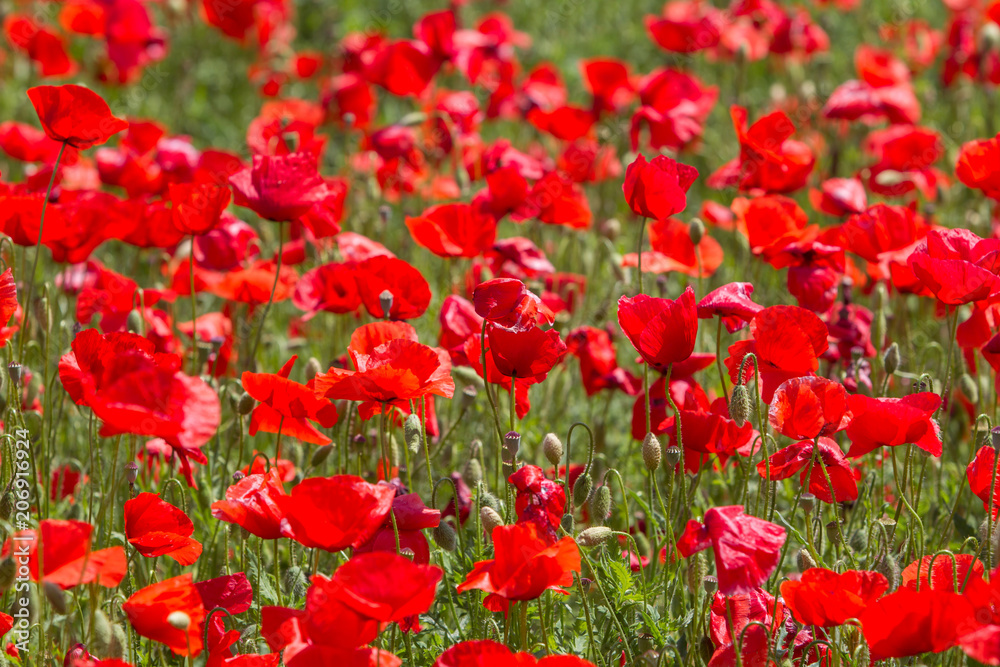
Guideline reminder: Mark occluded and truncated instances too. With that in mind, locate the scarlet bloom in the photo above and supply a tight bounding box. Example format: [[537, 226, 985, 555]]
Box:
[[566, 326, 641, 397], [169, 182, 232, 236], [758, 437, 858, 503], [957, 133, 1000, 200], [278, 475, 395, 552], [844, 393, 942, 458], [229, 152, 334, 222], [458, 522, 581, 610], [26, 84, 128, 149], [125, 492, 203, 565], [968, 445, 1000, 519], [354, 493, 441, 564], [123, 573, 207, 656], [618, 286, 698, 372], [434, 640, 596, 666], [405, 203, 498, 258], [1, 519, 126, 590], [622, 153, 698, 220], [0, 268, 19, 348], [781, 568, 887, 628], [326, 551, 443, 626], [644, 1, 722, 53], [353, 255, 431, 320], [509, 465, 567, 541], [901, 554, 985, 592], [859, 587, 974, 661], [486, 324, 567, 381], [696, 282, 762, 333], [908, 228, 1000, 305], [242, 356, 339, 446], [622, 217, 724, 277], [768, 377, 850, 441], [675, 505, 785, 595], [293, 262, 361, 318], [473, 278, 550, 332], [211, 468, 288, 540]]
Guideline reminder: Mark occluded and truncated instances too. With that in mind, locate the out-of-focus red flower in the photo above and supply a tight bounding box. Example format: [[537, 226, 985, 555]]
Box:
[[781, 568, 888, 627], [901, 554, 985, 592], [645, 1, 723, 53], [618, 286, 698, 373], [622, 153, 698, 221], [26, 85, 128, 149], [353, 255, 431, 320], [768, 376, 850, 440], [864, 125, 945, 200], [968, 445, 1000, 519], [125, 492, 202, 565], [908, 228, 1000, 305], [243, 356, 338, 446], [631, 67, 717, 153], [697, 282, 762, 333], [514, 171, 592, 230], [5, 15, 78, 77], [123, 573, 206, 656], [278, 476, 395, 552], [458, 522, 580, 611], [705, 587, 810, 667], [566, 326, 641, 396], [211, 468, 287, 539], [845, 392, 942, 458], [0, 121, 66, 162], [859, 587, 974, 660], [958, 133, 1000, 200], [1, 519, 126, 590], [675, 505, 785, 595], [229, 152, 335, 222], [810, 178, 868, 217], [758, 437, 858, 503], [364, 39, 440, 97], [405, 203, 498, 259], [622, 218, 723, 277], [433, 640, 596, 666], [326, 551, 442, 628], [473, 278, 549, 332], [292, 262, 361, 319], [169, 182, 231, 236]]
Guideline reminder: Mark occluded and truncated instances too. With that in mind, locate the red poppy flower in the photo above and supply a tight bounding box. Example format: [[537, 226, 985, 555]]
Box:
[[622, 153, 698, 221], [0, 121, 66, 162], [706, 587, 810, 667], [0, 269, 18, 348], [810, 177, 868, 218], [123, 573, 206, 656], [353, 255, 431, 320], [327, 551, 442, 627], [278, 475, 395, 552], [463, 334, 533, 419], [957, 133, 1000, 200], [908, 228, 1000, 305], [472, 278, 551, 332], [434, 641, 596, 666], [758, 437, 858, 503], [486, 324, 567, 381], [865, 125, 945, 200], [169, 182, 232, 236], [645, 1, 723, 53], [211, 468, 288, 540], [229, 152, 334, 222], [125, 492, 202, 565], [354, 493, 441, 564], [5, 15, 78, 77], [243, 356, 338, 446], [515, 172, 592, 230], [509, 465, 567, 541], [901, 554, 985, 592], [859, 588, 974, 660], [292, 262, 362, 319], [844, 393, 942, 458], [405, 203, 498, 259], [1, 519, 126, 590], [458, 522, 580, 611], [781, 568, 888, 628], [364, 39, 439, 97], [566, 326, 641, 396], [968, 445, 1000, 519], [768, 376, 850, 440], [618, 286, 698, 372], [725, 305, 829, 403], [622, 218, 723, 277], [208, 258, 299, 306], [630, 67, 717, 153], [26, 85, 128, 150], [697, 282, 762, 333], [675, 505, 785, 595]]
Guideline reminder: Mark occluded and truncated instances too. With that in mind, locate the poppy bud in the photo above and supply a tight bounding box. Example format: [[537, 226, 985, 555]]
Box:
[[479, 491, 502, 515], [960, 374, 980, 405], [378, 205, 391, 223], [826, 520, 844, 545], [698, 637, 715, 664], [480, 506, 503, 535], [311, 445, 333, 467], [729, 383, 750, 427], [664, 446, 682, 467], [125, 462, 139, 485], [542, 433, 563, 466], [799, 493, 816, 514], [980, 21, 1000, 53], [167, 611, 191, 630], [91, 610, 113, 655], [577, 526, 613, 547], [404, 414, 422, 454], [796, 548, 817, 572], [452, 366, 485, 390], [7, 362, 21, 386], [873, 554, 901, 590], [379, 289, 394, 317], [702, 576, 718, 594], [590, 485, 612, 524], [686, 552, 707, 595], [0, 493, 12, 522], [848, 529, 867, 552], [883, 342, 900, 376], [44, 581, 68, 615], [688, 218, 705, 246], [573, 472, 594, 507], [36, 295, 50, 332], [432, 522, 457, 552], [642, 432, 662, 471], [0, 558, 15, 592], [599, 218, 621, 241], [561, 513, 575, 534], [305, 357, 322, 381], [237, 392, 255, 415], [463, 457, 483, 487], [126, 309, 143, 334]]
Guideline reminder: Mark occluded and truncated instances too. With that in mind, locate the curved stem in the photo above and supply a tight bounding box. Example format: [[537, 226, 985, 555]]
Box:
[[248, 224, 285, 368]]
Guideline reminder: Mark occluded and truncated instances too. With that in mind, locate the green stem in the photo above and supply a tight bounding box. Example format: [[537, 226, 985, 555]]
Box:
[[248, 224, 285, 368]]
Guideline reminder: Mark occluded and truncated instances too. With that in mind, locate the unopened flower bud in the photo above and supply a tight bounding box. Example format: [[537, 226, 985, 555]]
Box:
[[44, 581, 67, 615], [0, 493, 13, 522], [573, 472, 593, 507], [981, 21, 1000, 53], [310, 445, 333, 467], [873, 553, 901, 590], [462, 457, 483, 487], [849, 529, 867, 552], [883, 342, 900, 376], [686, 552, 707, 595], [688, 218, 705, 245], [167, 611, 191, 630], [237, 392, 255, 415], [379, 289, 394, 317], [542, 433, 563, 466], [479, 491, 501, 514], [305, 357, 322, 381], [577, 526, 613, 547], [590, 485, 612, 523], [432, 522, 457, 551], [404, 414, 422, 454], [960, 374, 979, 404], [729, 384, 750, 427], [480, 506, 503, 535], [642, 433, 661, 471], [126, 309, 143, 334], [796, 548, 817, 572], [599, 218, 621, 241], [561, 513, 575, 534], [826, 520, 844, 545], [0, 558, 15, 592]]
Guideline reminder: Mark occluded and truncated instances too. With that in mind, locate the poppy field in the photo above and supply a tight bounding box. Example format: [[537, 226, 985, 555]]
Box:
[[9, 0, 1000, 665]]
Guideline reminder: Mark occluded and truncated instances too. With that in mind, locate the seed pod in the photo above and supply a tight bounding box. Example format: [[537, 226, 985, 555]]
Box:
[[689, 218, 706, 245], [462, 457, 483, 487], [799, 493, 816, 514], [125, 462, 139, 485], [599, 218, 621, 241], [826, 520, 844, 545], [664, 447, 682, 466], [7, 362, 21, 386], [433, 522, 457, 551], [480, 506, 503, 535], [109, 624, 128, 658], [590, 485, 612, 524], [729, 384, 750, 427], [305, 357, 322, 381], [311, 445, 333, 467], [379, 290, 394, 317], [573, 472, 594, 507], [0, 558, 15, 592], [503, 431, 521, 463], [237, 392, 255, 416], [796, 548, 817, 572], [960, 374, 980, 405], [642, 432, 662, 471], [883, 342, 900, 376], [686, 552, 707, 595], [404, 414, 422, 454], [542, 433, 563, 466], [43, 580, 68, 615], [451, 366, 485, 390], [577, 526, 613, 547], [702, 576, 718, 594], [460, 385, 478, 408]]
